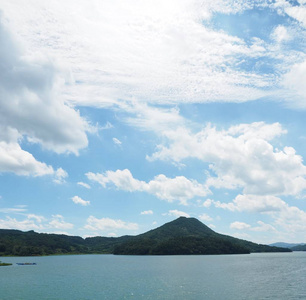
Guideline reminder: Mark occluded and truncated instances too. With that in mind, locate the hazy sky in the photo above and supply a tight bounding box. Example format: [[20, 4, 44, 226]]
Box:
[[1, 0, 306, 243]]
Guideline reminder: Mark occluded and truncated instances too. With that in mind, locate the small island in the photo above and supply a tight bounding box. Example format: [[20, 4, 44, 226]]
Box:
[[0, 261, 12, 266]]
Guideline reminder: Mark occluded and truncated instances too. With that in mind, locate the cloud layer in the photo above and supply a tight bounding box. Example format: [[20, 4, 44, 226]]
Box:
[[1, 0, 305, 107]]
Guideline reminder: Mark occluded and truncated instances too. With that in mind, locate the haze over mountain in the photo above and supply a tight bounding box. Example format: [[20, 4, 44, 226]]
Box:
[[0, 217, 291, 256]]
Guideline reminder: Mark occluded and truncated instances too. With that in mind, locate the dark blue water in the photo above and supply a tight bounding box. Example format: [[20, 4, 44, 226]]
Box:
[[1, 252, 306, 299]]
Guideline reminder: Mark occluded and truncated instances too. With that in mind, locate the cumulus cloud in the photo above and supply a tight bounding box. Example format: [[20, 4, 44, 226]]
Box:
[[84, 216, 139, 232], [53, 168, 68, 184], [198, 213, 213, 222], [86, 169, 209, 205], [48, 215, 74, 230], [0, 138, 54, 177], [0, 16, 91, 178], [0, 216, 44, 231], [251, 221, 277, 232], [217, 194, 306, 238], [71, 196, 90, 206], [214, 194, 286, 213], [202, 199, 214, 208], [0, 213, 73, 232], [230, 221, 251, 230], [149, 122, 306, 197], [0, 136, 69, 182], [285, 5, 306, 28], [270, 25, 292, 43]]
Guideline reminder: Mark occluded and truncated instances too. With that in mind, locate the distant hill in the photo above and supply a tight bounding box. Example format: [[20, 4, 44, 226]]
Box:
[[290, 244, 306, 251], [0, 217, 291, 256], [269, 242, 304, 249]]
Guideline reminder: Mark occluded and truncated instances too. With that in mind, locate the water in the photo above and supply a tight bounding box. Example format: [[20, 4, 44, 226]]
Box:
[[1, 252, 306, 299]]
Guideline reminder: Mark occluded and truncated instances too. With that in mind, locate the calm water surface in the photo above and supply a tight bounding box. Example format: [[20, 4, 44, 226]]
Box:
[[1, 252, 306, 299]]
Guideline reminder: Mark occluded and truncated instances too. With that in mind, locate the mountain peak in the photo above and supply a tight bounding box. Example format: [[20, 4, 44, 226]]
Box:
[[140, 216, 216, 241]]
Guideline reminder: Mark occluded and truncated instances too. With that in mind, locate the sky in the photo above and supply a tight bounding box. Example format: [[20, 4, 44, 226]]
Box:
[[0, 0, 306, 244]]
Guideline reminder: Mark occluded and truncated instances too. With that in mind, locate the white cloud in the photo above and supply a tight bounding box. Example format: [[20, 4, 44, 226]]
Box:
[[0, 212, 74, 232], [149, 122, 306, 197], [202, 199, 213, 208], [283, 60, 306, 106], [165, 210, 190, 218], [0, 18, 90, 155], [230, 221, 251, 230], [141, 210, 154, 215], [71, 195, 90, 206], [198, 213, 213, 222], [230, 220, 276, 233], [0, 137, 70, 182], [215, 194, 286, 213], [53, 168, 68, 184], [100, 122, 113, 130], [27, 214, 46, 223], [0, 139, 54, 177], [216, 194, 306, 238], [84, 216, 139, 232], [122, 102, 186, 134], [112, 138, 122, 145], [77, 182, 91, 189], [285, 5, 306, 28], [251, 221, 277, 232], [0, 216, 44, 231], [270, 25, 292, 43], [0, 15, 94, 180], [86, 169, 209, 205], [48, 215, 74, 230]]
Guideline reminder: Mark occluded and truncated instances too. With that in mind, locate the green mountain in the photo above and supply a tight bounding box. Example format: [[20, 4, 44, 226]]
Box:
[[0, 217, 291, 256], [113, 217, 291, 255]]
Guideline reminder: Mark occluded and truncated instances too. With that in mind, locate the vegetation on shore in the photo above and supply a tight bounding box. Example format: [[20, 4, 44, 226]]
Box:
[[0, 217, 292, 256]]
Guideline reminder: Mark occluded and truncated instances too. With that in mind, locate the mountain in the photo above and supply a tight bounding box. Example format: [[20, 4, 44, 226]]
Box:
[[0, 217, 291, 256], [269, 242, 304, 249], [113, 217, 291, 255]]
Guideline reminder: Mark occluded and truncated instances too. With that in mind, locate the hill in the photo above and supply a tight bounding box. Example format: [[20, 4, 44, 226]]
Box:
[[0, 217, 291, 256]]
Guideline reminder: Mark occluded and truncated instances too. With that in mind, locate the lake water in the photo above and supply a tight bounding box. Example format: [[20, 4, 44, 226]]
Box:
[[1, 252, 306, 299]]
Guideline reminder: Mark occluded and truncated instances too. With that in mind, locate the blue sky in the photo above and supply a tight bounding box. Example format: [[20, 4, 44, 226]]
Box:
[[1, 0, 306, 243]]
